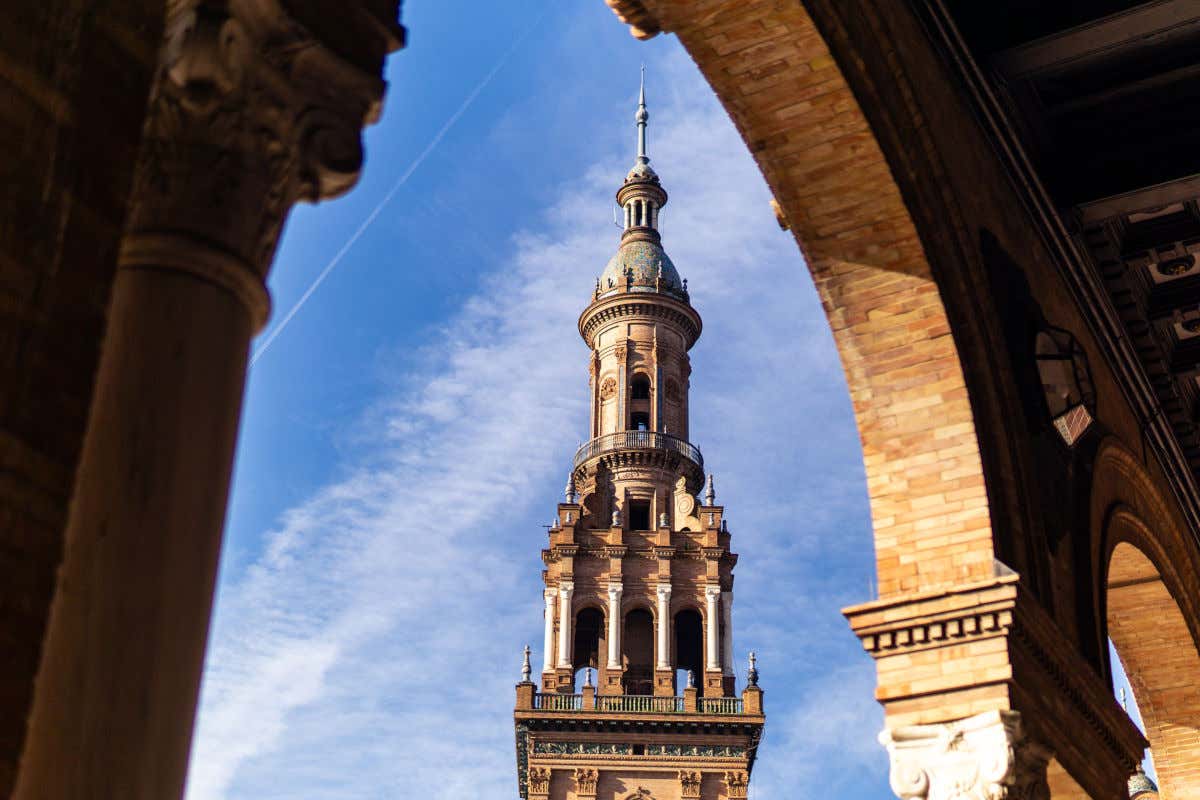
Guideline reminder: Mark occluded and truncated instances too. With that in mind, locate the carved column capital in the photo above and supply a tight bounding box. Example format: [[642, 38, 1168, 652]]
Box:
[[724, 771, 749, 799], [124, 1, 392, 329], [880, 710, 1051, 800], [528, 766, 551, 797], [679, 770, 702, 798], [574, 767, 599, 798]]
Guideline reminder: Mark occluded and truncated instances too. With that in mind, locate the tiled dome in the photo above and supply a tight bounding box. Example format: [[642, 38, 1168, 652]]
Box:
[[599, 239, 684, 297]]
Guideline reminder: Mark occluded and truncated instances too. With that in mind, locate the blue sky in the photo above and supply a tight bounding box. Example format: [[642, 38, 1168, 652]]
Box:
[[179, 2, 1155, 798]]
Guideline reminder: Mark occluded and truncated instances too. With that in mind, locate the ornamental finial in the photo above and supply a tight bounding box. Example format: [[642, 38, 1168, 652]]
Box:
[[522, 645, 532, 682], [585, 667, 593, 688], [687, 669, 695, 689], [705, 473, 715, 505], [565, 472, 577, 504], [748, 651, 759, 687], [636, 64, 649, 162]]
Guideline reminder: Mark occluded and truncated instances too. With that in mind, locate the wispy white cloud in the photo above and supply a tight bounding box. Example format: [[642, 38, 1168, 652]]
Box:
[[188, 47, 882, 800]]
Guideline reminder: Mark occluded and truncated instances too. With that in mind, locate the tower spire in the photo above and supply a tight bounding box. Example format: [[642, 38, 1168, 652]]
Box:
[[636, 65, 649, 163]]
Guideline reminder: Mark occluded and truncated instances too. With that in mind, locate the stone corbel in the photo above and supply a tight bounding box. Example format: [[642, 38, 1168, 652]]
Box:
[[880, 710, 1050, 800], [604, 0, 663, 39]]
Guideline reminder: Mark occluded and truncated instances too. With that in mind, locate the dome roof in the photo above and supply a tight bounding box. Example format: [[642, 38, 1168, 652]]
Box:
[[599, 238, 685, 298], [1129, 767, 1158, 797], [625, 159, 658, 183]]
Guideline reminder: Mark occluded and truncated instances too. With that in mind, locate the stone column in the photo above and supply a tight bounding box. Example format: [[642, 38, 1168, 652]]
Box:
[[607, 583, 623, 669], [543, 588, 557, 673], [705, 585, 721, 672], [880, 710, 1051, 800], [721, 589, 734, 676], [557, 581, 575, 669], [12, 5, 397, 800], [656, 583, 672, 669]]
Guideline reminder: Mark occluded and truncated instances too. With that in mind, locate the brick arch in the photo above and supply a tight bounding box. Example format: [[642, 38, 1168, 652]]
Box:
[[627, 0, 1008, 596], [1091, 439, 1200, 798]]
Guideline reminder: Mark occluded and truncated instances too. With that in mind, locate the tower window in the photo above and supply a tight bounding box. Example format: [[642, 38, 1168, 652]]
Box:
[[631, 374, 651, 400], [631, 411, 650, 431], [628, 500, 651, 530]]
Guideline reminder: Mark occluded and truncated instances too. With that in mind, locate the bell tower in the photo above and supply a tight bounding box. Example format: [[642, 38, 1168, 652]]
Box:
[[514, 72, 766, 800]]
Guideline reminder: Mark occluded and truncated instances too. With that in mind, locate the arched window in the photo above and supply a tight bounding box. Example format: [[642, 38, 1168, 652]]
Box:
[[572, 607, 604, 678], [631, 374, 651, 400], [674, 609, 703, 694], [622, 609, 654, 694]]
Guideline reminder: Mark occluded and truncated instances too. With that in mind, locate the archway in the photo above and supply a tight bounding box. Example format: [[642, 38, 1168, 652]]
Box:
[[1107, 537, 1200, 799], [622, 608, 655, 695], [673, 608, 703, 695], [573, 607, 605, 691]]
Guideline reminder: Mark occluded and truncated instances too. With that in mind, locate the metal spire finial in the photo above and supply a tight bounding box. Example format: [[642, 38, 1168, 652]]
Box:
[[522, 645, 532, 682], [636, 65, 649, 163]]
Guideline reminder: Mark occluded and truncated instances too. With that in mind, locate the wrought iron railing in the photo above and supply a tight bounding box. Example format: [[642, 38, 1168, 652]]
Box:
[[698, 697, 743, 714], [533, 693, 582, 711], [595, 694, 684, 713], [572, 431, 703, 470]]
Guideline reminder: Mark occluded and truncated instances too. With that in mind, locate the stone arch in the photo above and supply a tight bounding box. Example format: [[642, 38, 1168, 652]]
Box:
[[622, 0, 1010, 598], [1092, 439, 1200, 798]]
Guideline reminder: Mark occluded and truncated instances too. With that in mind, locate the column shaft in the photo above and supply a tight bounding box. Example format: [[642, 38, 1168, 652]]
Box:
[[543, 589, 557, 672], [557, 583, 574, 669], [656, 584, 672, 670], [705, 587, 721, 671], [607, 585, 622, 669]]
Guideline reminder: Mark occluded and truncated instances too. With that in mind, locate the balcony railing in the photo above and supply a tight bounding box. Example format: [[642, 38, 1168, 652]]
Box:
[[698, 697, 744, 714], [595, 694, 684, 713], [572, 431, 703, 470], [533, 693, 582, 711]]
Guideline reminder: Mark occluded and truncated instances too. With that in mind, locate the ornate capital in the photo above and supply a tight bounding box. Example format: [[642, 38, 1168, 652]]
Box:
[[880, 711, 1050, 800], [574, 767, 599, 797], [124, 1, 394, 328], [528, 766, 550, 796], [543, 588, 557, 605], [559, 581, 574, 597], [656, 583, 672, 601], [607, 583, 624, 600], [705, 584, 722, 601], [724, 771, 749, 799], [614, 343, 628, 364], [679, 770, 702, 798]]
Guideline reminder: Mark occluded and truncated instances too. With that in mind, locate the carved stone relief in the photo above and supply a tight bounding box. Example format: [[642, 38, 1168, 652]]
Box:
[[880, 710, 1050, 800]]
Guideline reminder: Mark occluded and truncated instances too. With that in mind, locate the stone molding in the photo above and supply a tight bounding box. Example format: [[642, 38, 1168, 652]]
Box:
[[579, 296, 702, 350], [125, 1, 389, 328], [880, 711, 1050, 800], [846, 577, 1145, 772]]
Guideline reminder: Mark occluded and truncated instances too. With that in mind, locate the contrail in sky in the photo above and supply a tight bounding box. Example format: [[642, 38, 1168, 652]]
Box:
[[250, 14, 546, 367]]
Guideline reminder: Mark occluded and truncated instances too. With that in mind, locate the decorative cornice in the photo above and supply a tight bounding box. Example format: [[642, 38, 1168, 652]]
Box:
[[579, 295, 702, 350]]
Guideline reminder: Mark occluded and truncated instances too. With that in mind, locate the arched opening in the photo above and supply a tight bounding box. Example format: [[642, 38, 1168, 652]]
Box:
[[572, 607, 604, 685], [1107, 539, 1200, 798], [631, 374, 651, 400], [630, 411, 650, 431], [674, 608, 703, 695], [622, 608, 654, 695]]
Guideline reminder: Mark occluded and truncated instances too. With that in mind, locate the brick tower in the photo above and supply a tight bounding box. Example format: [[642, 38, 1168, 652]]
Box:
[[513, 73, 765, 800]]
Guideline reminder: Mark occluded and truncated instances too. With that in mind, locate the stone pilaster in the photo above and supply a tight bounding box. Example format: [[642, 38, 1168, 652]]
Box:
[[11, 3, 398, 798], [880, 711, 1050, 800], [679, 770, 702, 798], [574, 767, 599, 799]]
